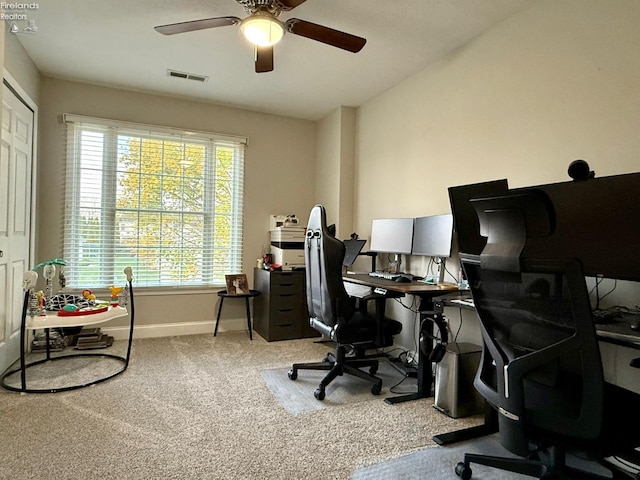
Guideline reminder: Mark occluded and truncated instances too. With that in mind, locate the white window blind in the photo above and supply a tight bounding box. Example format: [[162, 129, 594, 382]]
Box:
[[62, 114, 246, 289]]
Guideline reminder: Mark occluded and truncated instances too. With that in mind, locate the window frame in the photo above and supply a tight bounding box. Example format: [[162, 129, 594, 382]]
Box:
[[62, 114, 247, 290]]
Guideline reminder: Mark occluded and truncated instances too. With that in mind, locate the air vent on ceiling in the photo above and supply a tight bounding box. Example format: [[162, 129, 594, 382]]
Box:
[[167, 69, 209, 83]]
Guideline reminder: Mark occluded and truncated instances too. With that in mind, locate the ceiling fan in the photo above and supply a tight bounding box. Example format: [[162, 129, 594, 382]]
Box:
[[154, 0, 366, 73]]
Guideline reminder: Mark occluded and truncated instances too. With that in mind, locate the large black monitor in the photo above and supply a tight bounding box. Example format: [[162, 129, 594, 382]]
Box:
[[512, 172, 640, 281], [411, 214, 454, 257], [448, 179, 509, 255]]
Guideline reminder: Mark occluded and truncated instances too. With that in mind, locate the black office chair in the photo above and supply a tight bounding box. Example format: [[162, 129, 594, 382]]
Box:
[[288, 204, 402, 400], [454, 190, 640, 480]]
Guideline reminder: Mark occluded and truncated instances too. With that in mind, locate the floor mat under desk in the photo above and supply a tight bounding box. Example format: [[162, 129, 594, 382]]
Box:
[[350, 433, 617, 480]]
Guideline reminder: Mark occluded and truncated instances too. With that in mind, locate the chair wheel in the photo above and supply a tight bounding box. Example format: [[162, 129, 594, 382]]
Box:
[[371, 381, 382, 395], [314, 388, 325, 400], [287, 369, 297, 380], [322, 353, 335, 363], [455, 462, 472, 480]]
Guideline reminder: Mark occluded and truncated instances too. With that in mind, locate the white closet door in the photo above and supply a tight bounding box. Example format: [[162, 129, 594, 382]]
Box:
[[0, 81, 34, 373]]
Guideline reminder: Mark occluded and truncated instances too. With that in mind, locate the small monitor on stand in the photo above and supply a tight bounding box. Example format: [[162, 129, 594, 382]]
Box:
[[411, 213, 454, 283], [369, 218, 414, 273]]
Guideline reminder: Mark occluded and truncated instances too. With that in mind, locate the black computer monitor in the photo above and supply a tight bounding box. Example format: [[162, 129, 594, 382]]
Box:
[[411, 213, 454, 257], [369, 218, 414, 255], [450, 173, 640, 281], [512, 172, 640, 281], [448, 179, 509, 255]]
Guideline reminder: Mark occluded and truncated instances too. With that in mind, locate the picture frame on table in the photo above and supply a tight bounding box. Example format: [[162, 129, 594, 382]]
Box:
[[225, 274, 249, 295]]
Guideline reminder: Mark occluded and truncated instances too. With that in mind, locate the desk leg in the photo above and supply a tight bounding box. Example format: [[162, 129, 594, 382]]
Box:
[[374, 297, 386, 347], [214, 297, 224, 337], [244, 297, 253, 341], [385, 313, 435, 405], [386, 297, 445, 404]]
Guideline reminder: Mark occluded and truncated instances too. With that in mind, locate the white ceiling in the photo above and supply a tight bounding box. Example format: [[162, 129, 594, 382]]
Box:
[[13, 0, 536, 121]]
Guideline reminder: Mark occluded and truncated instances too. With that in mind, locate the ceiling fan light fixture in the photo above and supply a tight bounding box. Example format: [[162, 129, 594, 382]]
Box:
[[240, 12, 284, 47]]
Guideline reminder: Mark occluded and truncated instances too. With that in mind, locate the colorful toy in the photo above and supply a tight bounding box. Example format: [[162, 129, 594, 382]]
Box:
[[32, 258, 67, 272], [37, 290, 45, 316], [31, 258, 68, 305], [109, 285, 124, 305], [82, 289, 96, 301]]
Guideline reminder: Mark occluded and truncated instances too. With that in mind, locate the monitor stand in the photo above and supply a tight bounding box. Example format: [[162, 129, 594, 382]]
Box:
[[418, 257, 448, 285], [388, 253, 402, 274], [437, 257, 446, 284]]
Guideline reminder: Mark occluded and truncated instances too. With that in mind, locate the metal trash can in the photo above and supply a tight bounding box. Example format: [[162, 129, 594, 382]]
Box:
[[434, 342, 483, 418]]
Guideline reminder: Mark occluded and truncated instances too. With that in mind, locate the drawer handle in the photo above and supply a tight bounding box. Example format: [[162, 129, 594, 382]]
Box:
[[278, 283, 294, 287], [278, 308, 293, 312], [278, 294, 294, 298], [279, 323, 293, 328]]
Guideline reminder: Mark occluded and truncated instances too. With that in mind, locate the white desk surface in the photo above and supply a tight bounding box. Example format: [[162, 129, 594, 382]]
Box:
[[25, 306, 128, 330]]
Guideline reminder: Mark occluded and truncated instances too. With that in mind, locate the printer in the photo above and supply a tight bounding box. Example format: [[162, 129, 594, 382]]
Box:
[[270, 224, 306, 270]]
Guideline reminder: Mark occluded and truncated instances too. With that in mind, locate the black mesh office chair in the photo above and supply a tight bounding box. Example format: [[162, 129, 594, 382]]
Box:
[[454, 190, 640, 479], [288, 205, 402, 400]]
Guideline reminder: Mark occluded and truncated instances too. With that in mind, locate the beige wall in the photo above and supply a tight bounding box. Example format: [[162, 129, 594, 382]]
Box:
[[355, 0, 640, 233], [315, 109, 341, 223], [315, 106, 356, 239], [4, 32, 40, 104], [350, 0, 640, 390], [35, 78, 316, 334]]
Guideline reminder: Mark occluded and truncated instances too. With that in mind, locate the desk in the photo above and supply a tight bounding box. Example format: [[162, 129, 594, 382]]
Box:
[[595, 315, 640, 351], [0, 305, 134, 394], [342, 273, 458, 404]]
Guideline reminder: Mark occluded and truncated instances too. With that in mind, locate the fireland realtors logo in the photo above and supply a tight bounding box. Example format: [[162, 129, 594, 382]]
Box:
[[1, 2, 39, 33]]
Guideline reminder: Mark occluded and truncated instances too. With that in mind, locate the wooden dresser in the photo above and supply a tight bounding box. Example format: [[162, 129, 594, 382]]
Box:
[[253, 268, 318, 341]]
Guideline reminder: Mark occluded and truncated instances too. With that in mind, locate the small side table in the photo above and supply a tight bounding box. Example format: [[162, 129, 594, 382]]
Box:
[[214, 290, 261, 340]]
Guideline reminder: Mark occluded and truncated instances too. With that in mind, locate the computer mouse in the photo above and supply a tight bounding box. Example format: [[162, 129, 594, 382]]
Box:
[[630, 318, 639, 330], [395, 276, 411, 283]]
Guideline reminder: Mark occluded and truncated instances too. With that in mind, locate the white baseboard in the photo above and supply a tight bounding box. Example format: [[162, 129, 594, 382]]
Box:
[[101, 317, 249, 340]]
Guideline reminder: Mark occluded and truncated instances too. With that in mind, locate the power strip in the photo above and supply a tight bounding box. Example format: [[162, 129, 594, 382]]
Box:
[[389, 357, 417, 378]]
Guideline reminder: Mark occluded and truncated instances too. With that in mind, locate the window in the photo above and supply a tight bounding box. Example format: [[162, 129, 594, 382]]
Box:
[[62, 114, 247, 289]]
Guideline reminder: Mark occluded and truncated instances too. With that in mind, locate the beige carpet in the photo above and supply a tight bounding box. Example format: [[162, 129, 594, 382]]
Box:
[[0, 332, 482, 479]]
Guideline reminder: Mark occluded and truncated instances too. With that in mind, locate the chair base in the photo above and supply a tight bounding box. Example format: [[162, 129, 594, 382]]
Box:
[[288, 345, 383, 400], [455, 446, 620, 480]]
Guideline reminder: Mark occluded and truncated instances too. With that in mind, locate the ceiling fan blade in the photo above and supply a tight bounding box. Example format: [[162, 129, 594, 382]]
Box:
[[155, 16, 240, 35], [285, 19, 366, 53], [255, 46, 274, 73], [275, 0, 308, 10]]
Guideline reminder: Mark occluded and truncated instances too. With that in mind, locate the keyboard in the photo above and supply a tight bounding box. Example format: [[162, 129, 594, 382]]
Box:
[[592, 309, 621, 324], [368, 271, 400, 280]]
